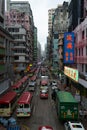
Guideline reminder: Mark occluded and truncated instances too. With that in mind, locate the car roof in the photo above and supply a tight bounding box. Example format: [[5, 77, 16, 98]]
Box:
[[39, 126, 53, 130], [68, 121, 85, 130]]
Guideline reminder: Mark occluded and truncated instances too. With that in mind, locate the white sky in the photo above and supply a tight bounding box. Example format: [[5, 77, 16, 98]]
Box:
[[11, 0, 69, 51]]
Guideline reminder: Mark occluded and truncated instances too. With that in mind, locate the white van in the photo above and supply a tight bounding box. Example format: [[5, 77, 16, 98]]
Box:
[[28, 81, 36, 91], [64, 121, 85, 130]]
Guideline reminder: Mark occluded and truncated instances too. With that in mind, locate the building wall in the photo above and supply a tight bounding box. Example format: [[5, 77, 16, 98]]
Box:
[[84, 0, 87, 17], [68, 0, 84, 31], [48, 8, 55, 34], [5, 1, 35, 70], [74, 17, 87, 76], [34, 27, 37, 62], [0, 0, 5, 27]]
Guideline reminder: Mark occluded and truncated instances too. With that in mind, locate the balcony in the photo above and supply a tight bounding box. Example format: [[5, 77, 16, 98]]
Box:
[[14, 59, 26, 63], [75, 38, 87, 48], [14, 53, 26, 56], [75, 56, 87, 63]]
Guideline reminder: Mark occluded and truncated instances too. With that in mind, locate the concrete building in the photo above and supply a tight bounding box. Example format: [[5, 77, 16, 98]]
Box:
[[37, 41, 41, 62], [34, 27, 37, 63], [0, 0, 5, 27], [52, 2, 68, 70], [68, 0, 84, 31], [5, 1, 34, 73], [48, 8, 55, 34], [6, 24, 27, 73], [0, 0, 14, 95]]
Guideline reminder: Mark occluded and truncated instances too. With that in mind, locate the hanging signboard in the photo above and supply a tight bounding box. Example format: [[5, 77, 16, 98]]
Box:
[[64, 32, 74, 63], [64, 66, 79, 82]]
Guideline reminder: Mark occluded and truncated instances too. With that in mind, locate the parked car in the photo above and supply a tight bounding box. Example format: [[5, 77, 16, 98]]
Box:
[[38, 126, 53, 130], [64, 121, 85, 130]]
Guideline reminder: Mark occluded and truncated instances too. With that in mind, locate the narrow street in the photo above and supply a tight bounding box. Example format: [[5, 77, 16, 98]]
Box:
[[17, 77, 64, 130]]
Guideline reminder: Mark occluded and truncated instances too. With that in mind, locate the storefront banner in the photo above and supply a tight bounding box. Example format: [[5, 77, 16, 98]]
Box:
[[64, 66, 79, 82]]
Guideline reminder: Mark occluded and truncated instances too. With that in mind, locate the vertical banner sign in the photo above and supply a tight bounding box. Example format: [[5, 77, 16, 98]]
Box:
[[64, 32, 74, 63]]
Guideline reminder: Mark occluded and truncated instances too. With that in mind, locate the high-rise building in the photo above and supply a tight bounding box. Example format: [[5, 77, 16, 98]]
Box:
[[0, 0, 14, 95], [5, 1, 35, 73], [0, 0, 5, 27], [48, 9, 55, 34]]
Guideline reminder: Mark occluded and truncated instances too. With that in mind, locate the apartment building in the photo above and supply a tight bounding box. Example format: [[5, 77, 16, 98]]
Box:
[[0, 0, 14, 95], [5, 1, 34, 73], [48, 8, 55, 34], [52, 2, 68, 69]]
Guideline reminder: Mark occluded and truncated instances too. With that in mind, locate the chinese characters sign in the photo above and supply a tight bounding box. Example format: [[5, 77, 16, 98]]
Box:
[[64, 66, 79, 82], [64, 32, 74, 63]]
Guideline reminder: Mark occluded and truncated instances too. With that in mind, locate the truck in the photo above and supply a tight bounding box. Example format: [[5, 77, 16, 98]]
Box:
[[55, 91, 79, 121]]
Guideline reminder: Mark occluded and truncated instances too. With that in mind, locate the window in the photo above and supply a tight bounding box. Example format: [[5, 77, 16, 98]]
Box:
[[79, 49, 80, 56], [75, 49, 77, 56], [85, 64, 87, 72], [72, 125, 82, 128], [82, 64, 84, 72], [86, 46, 87, 55], [82, 30, 84, 39], [82, 48, 83, 56], [86, 28, 87, 38]]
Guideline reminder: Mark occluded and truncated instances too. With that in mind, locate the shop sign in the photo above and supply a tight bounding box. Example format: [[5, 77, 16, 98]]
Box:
[[64, 32, 74, 64], [64, 66, 79, 82]]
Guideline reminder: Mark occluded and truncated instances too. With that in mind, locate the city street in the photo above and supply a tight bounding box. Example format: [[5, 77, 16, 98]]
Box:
[[17, 78, 64, 130]]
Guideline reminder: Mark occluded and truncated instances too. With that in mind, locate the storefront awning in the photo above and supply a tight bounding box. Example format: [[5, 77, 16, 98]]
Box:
[[79, 78, 87, 89]]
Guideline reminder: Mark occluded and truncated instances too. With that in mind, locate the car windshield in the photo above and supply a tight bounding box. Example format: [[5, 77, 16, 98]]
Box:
[[41, 90, 47, 93], [72, 125, 82, 128]]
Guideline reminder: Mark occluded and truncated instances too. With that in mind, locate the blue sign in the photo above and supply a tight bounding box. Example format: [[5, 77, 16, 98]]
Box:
[[64, 32, 74, 63]]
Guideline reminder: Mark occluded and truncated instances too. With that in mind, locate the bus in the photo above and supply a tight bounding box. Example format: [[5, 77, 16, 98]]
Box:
[[16, 92, 33, 117], [55, 91, 78, 121], [12, 81, 23, 95], [0, 91, 17, 117]]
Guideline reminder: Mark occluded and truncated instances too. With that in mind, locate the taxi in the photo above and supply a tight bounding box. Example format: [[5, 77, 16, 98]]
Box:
[[40, 89, 48, 99]]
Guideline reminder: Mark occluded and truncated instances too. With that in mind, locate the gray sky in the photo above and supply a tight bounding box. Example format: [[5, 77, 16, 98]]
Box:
[[11, 0, 69, 51]]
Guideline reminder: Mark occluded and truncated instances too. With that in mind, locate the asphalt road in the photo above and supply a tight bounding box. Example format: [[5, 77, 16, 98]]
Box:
[[17, 78, 64, 130]]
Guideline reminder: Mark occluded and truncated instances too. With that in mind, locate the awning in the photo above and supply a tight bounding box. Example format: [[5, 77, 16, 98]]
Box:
[[79, 78, 87, 89]]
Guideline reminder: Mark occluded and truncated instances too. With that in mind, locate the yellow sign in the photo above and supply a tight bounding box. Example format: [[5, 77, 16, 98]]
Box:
[[64, 66, 79, 82]]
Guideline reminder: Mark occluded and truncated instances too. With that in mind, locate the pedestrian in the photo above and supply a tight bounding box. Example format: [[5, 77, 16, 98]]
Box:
[[51, 89, 56, 101]]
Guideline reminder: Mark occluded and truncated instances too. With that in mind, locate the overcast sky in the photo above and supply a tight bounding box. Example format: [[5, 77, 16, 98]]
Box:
[[11, 0, 69, 51]]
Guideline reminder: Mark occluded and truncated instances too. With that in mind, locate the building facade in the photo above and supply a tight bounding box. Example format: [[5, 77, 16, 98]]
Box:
[[52, 2, 68, 70], [68, 0, 84, 31], [0, 0, 14, 95], [48, 8, 55, 35], [5, 1, 35, 73]]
